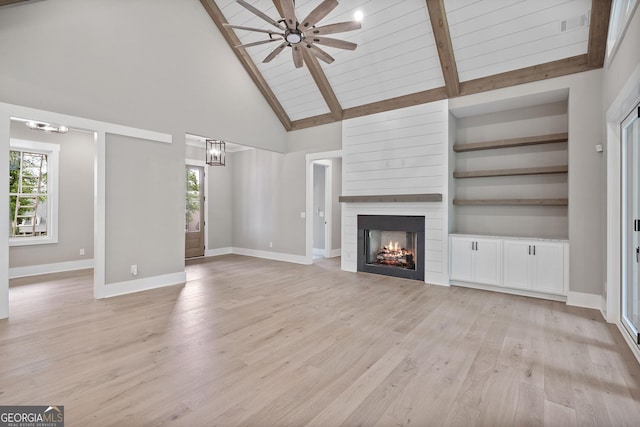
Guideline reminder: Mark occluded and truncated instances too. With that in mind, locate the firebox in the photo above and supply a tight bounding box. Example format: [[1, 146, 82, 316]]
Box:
[[357, 215, 425, 281]]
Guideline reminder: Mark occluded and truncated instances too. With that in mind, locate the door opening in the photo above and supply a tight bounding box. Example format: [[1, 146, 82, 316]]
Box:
[[312, 160, 331, 259], [185, 165, 205, 258]]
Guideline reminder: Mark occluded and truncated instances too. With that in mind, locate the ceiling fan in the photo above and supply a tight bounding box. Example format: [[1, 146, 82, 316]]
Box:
[[223, 0, 361, 68]]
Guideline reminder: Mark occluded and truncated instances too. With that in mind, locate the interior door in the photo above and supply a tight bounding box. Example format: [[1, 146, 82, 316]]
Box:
[[185, 165, 205, 258], [622, 104, 640, 343]]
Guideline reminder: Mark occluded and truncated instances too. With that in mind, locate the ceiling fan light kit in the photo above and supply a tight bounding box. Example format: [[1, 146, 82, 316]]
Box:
[[224, 0, 361, 68]]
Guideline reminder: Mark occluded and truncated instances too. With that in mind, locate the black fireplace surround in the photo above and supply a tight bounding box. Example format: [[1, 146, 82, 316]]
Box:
[[357, 215, 425, 281]]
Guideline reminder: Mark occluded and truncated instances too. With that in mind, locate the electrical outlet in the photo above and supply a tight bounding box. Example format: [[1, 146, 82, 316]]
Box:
[[79, 248, 85, 256], [269, 242, 273, 248], [131, 264, 138, 276]]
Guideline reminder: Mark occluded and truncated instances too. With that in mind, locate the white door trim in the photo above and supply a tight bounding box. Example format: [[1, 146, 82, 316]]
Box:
[[305, 150, 342, 264]]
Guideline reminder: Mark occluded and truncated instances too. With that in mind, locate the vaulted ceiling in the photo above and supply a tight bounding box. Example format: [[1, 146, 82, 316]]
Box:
[[201, 0, 611, 131], [0, 0, 611, 132]]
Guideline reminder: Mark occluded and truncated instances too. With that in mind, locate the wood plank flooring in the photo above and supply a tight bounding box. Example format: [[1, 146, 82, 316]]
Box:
[[1, 255, 640, 426]]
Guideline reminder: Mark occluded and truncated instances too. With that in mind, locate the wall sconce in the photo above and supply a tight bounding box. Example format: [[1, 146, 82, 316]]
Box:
[[206, 139, 226, 166]]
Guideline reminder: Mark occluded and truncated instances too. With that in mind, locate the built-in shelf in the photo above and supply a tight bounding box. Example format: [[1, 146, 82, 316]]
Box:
[[453, 198, 568, 206], [453, 165, 568, 179], [453, 132, 568, 153], [339, 194, 443, 203]]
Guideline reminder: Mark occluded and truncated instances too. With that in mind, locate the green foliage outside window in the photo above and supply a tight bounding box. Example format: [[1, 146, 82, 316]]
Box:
[[185, 168, 200, 230], [9, 150, 48, 237]]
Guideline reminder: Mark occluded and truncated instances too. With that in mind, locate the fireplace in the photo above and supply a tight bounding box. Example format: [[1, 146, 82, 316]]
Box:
[[357, 215, 425, 280]]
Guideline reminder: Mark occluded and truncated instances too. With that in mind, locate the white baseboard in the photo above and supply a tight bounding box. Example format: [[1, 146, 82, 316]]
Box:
[[329, 248, 341, 258], [425, 273, 450, 287], [232, 247, 311, 265], [313, 248, 324, 256], [9, 259, 94, 279], [451, 280, 567, 302], [205, 247, 232, 257], [566, 291, 606, 313], [100, 271, 187, 299]]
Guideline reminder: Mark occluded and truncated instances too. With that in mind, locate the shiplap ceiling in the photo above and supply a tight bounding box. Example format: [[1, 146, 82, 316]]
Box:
[[202, 0, 611, 131]]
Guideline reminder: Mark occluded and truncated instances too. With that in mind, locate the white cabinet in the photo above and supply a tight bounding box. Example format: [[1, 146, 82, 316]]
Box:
[[503, 239, 565, 294], [450, 234, 568, 297], [450, 236, 501, 286]]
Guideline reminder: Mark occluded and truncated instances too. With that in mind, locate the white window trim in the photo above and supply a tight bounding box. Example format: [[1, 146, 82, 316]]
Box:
[[9, 138, 59, 247], [605, 0, 640, 67]]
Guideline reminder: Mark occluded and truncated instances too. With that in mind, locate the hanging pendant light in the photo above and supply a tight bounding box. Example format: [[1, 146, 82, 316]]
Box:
[[206, 139, 225, 166]]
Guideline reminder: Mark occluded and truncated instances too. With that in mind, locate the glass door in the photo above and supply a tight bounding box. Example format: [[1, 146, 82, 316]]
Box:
[[621, 103, 640, 343], [185, 166, 205, 258]]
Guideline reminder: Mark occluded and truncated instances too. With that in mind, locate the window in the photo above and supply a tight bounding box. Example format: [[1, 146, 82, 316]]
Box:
[[606, 0, 639, 64], [9, 139, 59, 246]]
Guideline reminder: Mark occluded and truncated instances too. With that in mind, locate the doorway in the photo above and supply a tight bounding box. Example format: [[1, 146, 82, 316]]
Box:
[[312, 161, 332, 259], [621, 103, 640, 344], [185, 165, 205, 258]]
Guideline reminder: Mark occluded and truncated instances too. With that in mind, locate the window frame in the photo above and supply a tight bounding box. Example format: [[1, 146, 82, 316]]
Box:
[[9, 138, 60, 247], [605, 0, 640, 66]]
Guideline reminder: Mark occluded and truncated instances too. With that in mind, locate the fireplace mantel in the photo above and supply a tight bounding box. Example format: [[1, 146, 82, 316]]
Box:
[[339, 194, 443, 203]]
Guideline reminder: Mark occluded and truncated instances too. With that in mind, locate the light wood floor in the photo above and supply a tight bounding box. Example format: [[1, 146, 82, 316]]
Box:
[[2, 255, 640, 426]]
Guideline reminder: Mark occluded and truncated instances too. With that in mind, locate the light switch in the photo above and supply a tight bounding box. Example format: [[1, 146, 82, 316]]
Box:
[[300, 211, 306, 219]]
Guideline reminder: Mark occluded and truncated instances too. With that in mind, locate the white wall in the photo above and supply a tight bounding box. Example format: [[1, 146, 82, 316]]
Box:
[[341, 101, 450, 286], [105, 133, 184, 284], [9, 123, 95, 270], [231, 149, 307, 256], [0, 0, 287, 152]]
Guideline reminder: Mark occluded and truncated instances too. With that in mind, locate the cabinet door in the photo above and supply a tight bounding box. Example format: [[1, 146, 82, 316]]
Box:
[[503, 240, 531, 289], [474, 238, 502, 286], [450, 237, 474, 282], [531, 242, 564, 294]]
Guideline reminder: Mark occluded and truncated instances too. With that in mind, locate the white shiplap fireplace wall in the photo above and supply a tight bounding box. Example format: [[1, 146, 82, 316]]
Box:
[[341, 100, 450, 286]]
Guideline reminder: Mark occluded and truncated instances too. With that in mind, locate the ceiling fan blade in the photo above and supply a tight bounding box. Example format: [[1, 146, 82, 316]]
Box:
[[300, 0, 338, 30], [237, 0, 283, 30], [223, 23, 283, 36], [235, 38, 282, 49], [305, 43, 335, 64], [292, 45, 303, 68], [310, 36, 357, 50], [309, 21, 361, 36], [263, 41, 288, 63], [279, 0, 297, 30]]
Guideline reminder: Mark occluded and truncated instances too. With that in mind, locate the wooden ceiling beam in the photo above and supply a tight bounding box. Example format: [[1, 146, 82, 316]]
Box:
[[342, 87, 448, 120], [459, 54, 590, 96], [291, 86, 448, 130], [290, 113, 336, 131], [587, 0, 613, 69], [302, 48, 343, 121], [425, 0, 460, 97], [199, 0, 292, 131], [0, 0, 29, 6], [292, 53, 592, 130]]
